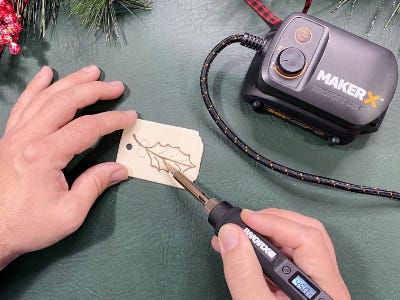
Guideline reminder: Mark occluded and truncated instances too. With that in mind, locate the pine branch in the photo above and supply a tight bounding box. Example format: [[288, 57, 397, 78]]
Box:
[[13, 0, 60, 38], [66, 0, 152, 43]]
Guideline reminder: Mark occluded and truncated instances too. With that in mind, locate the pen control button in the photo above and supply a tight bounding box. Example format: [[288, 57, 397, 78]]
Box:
[[282, 266, 291, 274]]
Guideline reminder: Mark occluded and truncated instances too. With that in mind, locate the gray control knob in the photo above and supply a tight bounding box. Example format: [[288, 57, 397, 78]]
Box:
[[276, 47, 306, 77]]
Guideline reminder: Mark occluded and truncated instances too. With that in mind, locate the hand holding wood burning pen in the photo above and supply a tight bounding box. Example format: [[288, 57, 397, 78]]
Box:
[[165, 162, 350, 300]]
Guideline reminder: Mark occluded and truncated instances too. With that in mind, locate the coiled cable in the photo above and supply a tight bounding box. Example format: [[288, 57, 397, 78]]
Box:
[[200, 33, 400, 202]]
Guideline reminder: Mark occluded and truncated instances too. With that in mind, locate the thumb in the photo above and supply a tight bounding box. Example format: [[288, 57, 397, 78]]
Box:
[[69, 162, 128, 212], [218, 224, 273, 300]]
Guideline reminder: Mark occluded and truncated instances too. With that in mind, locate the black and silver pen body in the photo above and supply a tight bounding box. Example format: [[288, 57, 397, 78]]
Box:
[[208, 201, 332, 300], [165, 164, 332, 300]]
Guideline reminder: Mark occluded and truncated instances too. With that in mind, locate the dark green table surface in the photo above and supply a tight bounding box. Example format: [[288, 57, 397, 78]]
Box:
[[1, 1, 399, 299]]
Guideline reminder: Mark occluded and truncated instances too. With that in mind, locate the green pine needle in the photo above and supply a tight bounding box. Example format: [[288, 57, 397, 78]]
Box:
[[334, 0, 359, 14], [384, 2, 400, 30], [337, 0, 399, 33], [66, 0, 153, 43], [12, 0, 60, 38]]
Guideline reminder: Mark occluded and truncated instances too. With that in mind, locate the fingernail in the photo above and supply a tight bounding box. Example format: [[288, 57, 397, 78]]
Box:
[[110, 167, 128, 185], [125, 110, 137, 119], [110, 81, 123, 86], [34, 66, 48, 78], [81, 65, 98, 73], [218, 224, 240, 253], [242, 209, 257, 216]]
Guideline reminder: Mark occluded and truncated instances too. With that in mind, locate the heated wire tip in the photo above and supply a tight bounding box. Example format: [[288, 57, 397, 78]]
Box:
[[163, 159, 220, 213], [163, 160, 176, 175]]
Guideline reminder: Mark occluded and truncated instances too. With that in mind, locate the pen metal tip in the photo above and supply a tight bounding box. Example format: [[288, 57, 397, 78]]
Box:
[[163, 160, 215, 207], [163, 160, 176, 174]]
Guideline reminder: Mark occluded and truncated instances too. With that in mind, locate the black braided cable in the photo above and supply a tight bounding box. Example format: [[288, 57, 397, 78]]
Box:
[[200, 34, 400, 202]]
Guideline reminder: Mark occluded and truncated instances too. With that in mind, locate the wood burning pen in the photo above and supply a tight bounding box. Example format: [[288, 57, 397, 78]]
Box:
[[164, 162, 332, 300]]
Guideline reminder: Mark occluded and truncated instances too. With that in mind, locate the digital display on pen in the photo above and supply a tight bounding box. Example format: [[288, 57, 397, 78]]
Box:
[[290, 274, 318, 299]]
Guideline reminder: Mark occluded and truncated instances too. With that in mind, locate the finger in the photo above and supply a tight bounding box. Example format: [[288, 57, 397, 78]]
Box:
[[47, 110, 137, 169], [26, 81, 125, 136], [214, 230, 291, 299], [211, 236, 220, 253], [275, 290, 290, 300], [217, 224, 274, 300], [68, 162, 129, 216], [44, 65, 101, 95], [14, 65, 102, 129], [241, 211, 346, 295], [212, 235, 293, 274], [276, 245, 293, 259], [241, 211, 334, 266], [254, 208, 336, 259], [5, 66, 53, 133]]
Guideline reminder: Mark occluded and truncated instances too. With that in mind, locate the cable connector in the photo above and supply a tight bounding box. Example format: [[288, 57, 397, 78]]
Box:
[[240, 33, 268, 53]]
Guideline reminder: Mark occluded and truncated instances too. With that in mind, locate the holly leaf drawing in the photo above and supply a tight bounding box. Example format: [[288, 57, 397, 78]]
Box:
[[132, 134, 196, 173]]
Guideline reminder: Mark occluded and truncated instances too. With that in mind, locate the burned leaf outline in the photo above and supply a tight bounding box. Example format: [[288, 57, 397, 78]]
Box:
[[132, 134, 196, 173]]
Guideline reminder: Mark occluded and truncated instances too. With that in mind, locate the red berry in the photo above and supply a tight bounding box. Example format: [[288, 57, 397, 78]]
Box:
[[8, 41, 20, 54], [0, 9, 6, 19], [7, 22, 21, 35], [4, 12, 16, 24], [0, 33, 11, 44], [5, 3, 13, 13]]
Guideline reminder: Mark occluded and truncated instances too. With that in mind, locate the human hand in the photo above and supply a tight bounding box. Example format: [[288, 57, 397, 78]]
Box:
[[0, 65, 137, 270], [211, 208, 350, 299]]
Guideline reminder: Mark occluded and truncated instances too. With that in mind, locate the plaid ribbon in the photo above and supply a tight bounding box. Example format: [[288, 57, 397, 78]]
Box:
[[244, 0, 281, 26], [302, 0, 312, 13], [244, 0, 313, 27]]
